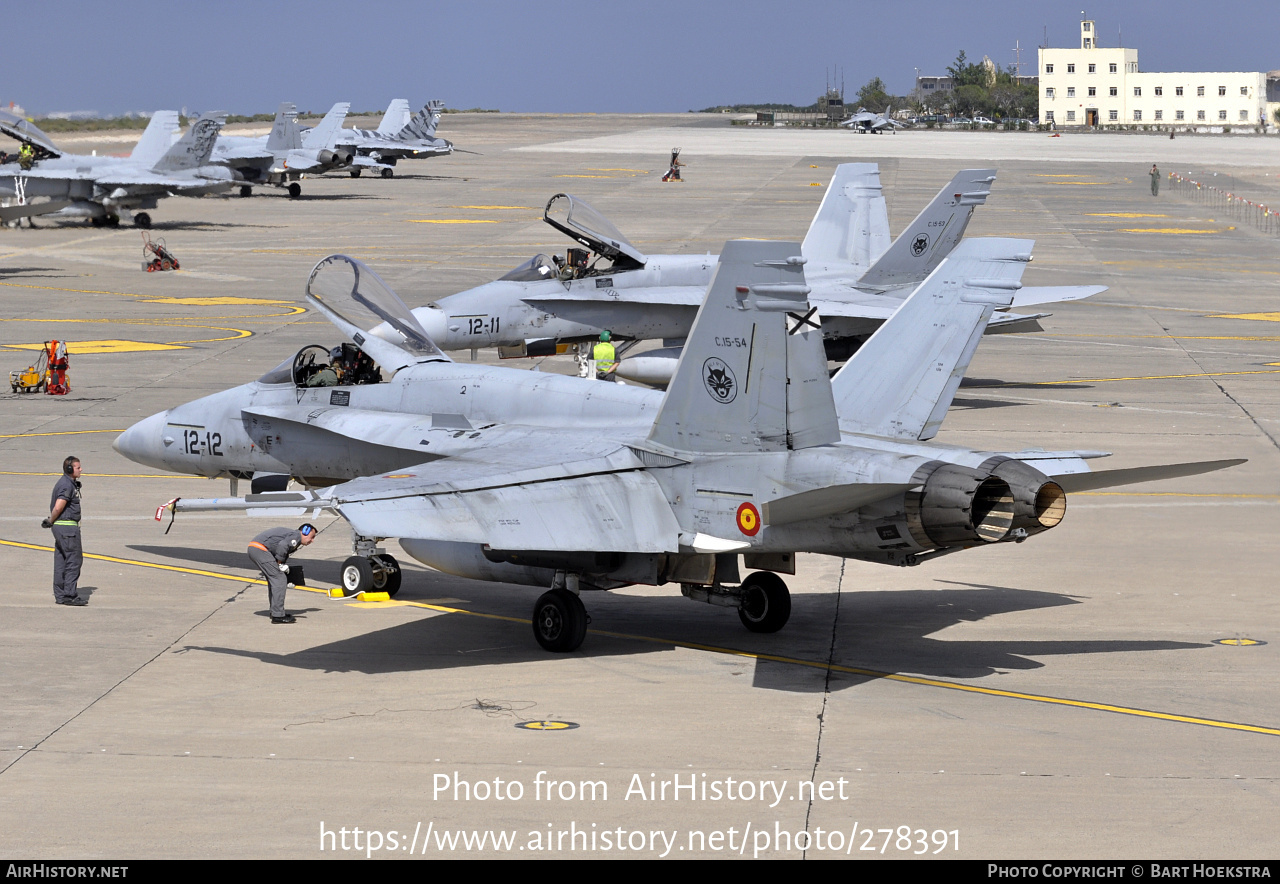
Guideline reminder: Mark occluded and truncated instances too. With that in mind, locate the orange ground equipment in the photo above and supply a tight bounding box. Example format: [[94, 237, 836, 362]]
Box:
[[10, 340, 68, 395], [141, 232, 179, 272]]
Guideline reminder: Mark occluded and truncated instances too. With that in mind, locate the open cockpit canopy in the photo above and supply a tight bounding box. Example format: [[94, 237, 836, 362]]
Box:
[[304, 255, 449, 374], [543, 193, 646, 271]]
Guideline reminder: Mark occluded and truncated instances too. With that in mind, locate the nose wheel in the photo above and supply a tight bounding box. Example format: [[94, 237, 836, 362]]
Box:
[[532, 588, 588, 652], [340, 553, 402, 597]]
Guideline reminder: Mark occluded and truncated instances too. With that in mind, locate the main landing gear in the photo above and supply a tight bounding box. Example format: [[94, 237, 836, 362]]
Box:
[[529, 570, 793, 653], [340, 552, 402, 597]]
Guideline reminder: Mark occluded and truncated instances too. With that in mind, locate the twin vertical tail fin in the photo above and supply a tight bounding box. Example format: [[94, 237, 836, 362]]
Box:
[[300, 103, 351, 151], [855, 169, 996, 290], [129, 111, 181, 167], [265, 102, 302, 152], [800, 163, 890, 270], [831, 238, 1033, 441], [376, 99, 412, 136], [150, 112, 225, 173], [647, 241, 839, 455], [398, 100, 445, 142]]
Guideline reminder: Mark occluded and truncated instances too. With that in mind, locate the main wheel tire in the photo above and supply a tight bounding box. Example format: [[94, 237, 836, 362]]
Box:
[[349, 169, 361, 178], [134, 213, 151, 229], [288, 182, 302, 199], [240, 185, 252, 197], [370, 553, 402, 597], [532, 588, 587, 652], [737, 572, 792, 633], [380, 167, 393, 179], [341, 555, 374, 595]]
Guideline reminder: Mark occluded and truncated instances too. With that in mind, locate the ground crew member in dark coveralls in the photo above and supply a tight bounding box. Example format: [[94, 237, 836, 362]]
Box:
[[44, 456, 86, 606], [247, 524, 316, 624]]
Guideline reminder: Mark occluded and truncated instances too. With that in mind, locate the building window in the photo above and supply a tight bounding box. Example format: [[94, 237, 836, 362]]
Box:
[[1046, 87, 1055, 99], [1083, 21, 1091, 31], [1088, 86, 1096, 96], [1176, 86, 1183, 96], [1067, 111, 1076, 121], [1045, 111, 1055, 122], [1109, 87, 1117, 96], [1045, 64, 1054, 74], [1155, 86, 1163, 96], [1176, 110, 1185, 120], [1197, 110, 1206, 120], [1240, 86, 1248, 96], [1088, 64, 1096, 73], [1240, 109, 1249, 120], [1067, 64, 1075, 73], [1109, 110, 1118, 121], [1067, 86, 1075, 97], [1154, 110, 1163, 120], [1218, 86, 1226, 96], [1134, 87, 1142, 96], [1197, 86, 1205, 96], [1133, 110, 1142, 121], [1219, 110, 1228, 120], [1110, 63, 1117, 73]]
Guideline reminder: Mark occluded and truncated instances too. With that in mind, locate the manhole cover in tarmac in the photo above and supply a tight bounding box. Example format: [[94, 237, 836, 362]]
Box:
[[516, 720, 580, 731]]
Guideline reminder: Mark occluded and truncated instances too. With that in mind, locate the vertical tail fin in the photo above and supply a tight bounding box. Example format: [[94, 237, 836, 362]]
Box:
[[800, 163, 890, 269], [398, 101, 445, 142], [150, 112, 225, 173], [831, 238, 1032, 441], [375, 99, 412, 136], [265, 102, 301, 151], [648, 241, 839, 454], [855, 169, 996, 290], [300, 103, 351, 151], [129, 111, 181, 166]]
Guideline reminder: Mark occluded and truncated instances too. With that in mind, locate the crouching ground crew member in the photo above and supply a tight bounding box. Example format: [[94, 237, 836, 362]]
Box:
[[247, 524, 316, 624], [43, 456, 86, 606]]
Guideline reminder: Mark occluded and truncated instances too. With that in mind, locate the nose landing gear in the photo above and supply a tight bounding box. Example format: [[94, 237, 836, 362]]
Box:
[[340, 552, 402, 597]]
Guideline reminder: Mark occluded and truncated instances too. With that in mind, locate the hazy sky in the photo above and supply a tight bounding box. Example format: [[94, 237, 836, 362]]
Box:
[[5, 0, 1276, 117]]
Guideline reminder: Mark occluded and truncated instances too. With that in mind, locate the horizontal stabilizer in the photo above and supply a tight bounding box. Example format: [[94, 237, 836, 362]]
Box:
[[1012, 285, 1105, 308], [1055, 458, 1246, 493], [762, 482, 914, 526]]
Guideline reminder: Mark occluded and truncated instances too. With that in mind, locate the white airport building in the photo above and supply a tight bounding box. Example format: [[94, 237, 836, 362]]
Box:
[[1038, 19, 1270, 128]]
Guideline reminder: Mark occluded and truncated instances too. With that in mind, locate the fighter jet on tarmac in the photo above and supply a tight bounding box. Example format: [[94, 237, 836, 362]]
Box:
[[0, 111, 231, 228], [840, 107, 905, 133], [332, 100, 453, 178], [117, 247, 1240, 652], [213, 102, 356, 197], [402, 165, 1104, 382]]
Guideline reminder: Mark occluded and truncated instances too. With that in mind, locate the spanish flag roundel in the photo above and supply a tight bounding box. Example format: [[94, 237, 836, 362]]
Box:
[[736, 502, 761, 537]]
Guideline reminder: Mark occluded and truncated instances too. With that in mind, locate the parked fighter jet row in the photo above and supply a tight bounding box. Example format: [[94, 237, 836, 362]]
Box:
[[0, 99, 453, 226], [110, 159, 1242, 652]]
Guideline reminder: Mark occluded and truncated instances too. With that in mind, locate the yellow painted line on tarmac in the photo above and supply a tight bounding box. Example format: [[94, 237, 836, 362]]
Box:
[[1085, 213, 1169, 218], [446, 205, 534, 210], [1212, 313, 1280, 322], [5, 340, 188, 354], [138, 297, 289, 306], [553, 175, 616, 179], [0, 429, 125, 439], [587, 168, 649, 173], [3, 536, 1273, 738], [1117, 227, 1234, 234], [1033, 174, 1085, 177], [407, 219, 502, 224], [0, 281, 138, 298]]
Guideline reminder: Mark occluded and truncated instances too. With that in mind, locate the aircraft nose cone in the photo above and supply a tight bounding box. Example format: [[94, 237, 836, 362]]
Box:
[[113, 411, 168, 468]]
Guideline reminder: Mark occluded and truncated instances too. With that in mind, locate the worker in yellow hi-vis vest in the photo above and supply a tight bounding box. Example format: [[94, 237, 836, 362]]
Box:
[[593, 330, 617, 381]]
